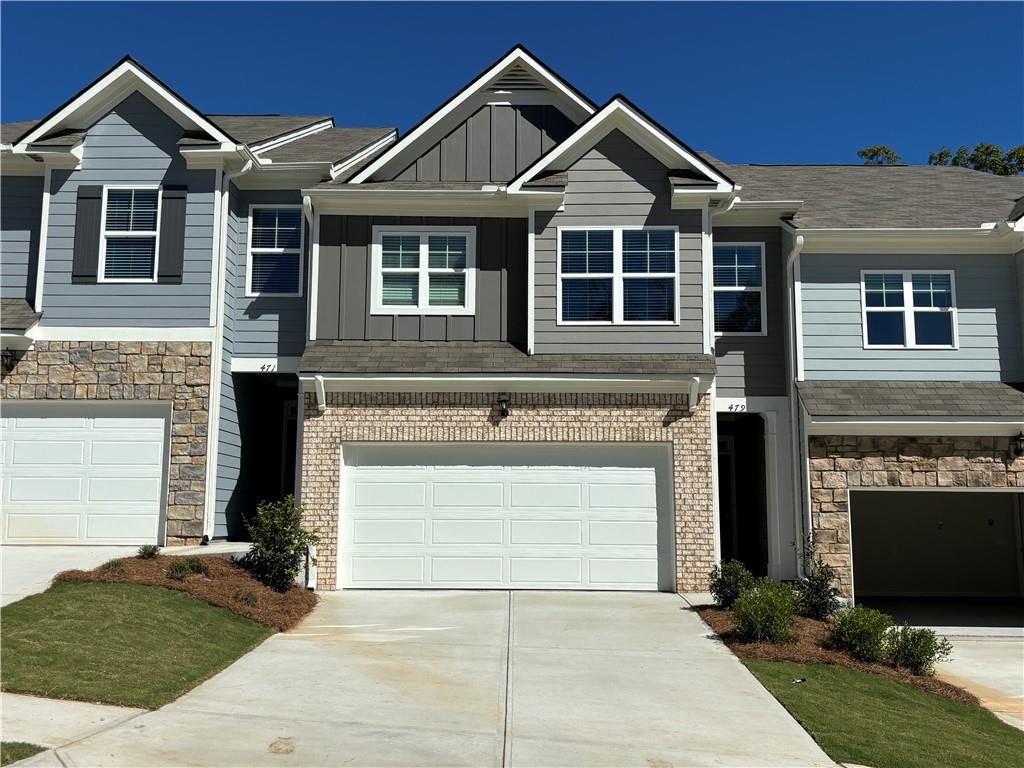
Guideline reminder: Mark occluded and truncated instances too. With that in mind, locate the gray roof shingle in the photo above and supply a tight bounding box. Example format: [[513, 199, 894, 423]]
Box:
[[797, 380, 1024, 418], [299, 340, 715, 376], [1, 120, 39, 144], [1, 298, 40, 331], [206, 115, 329, 145], [260, 127, 394, 165]]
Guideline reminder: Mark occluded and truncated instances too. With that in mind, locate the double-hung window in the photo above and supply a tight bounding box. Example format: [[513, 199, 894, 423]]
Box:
[[712, 243, 765, 335], [371, 226, 476, 315], [247, 207, 304, 296], [558, 227, 678, 324], [100, 187, 160, 282], [862, 270, 957, 348]]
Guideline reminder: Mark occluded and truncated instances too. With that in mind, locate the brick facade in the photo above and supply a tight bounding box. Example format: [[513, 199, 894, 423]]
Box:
[[809, 435, 1023, 597], [300, 391, 714, 591], [0, 340, 212, 544]]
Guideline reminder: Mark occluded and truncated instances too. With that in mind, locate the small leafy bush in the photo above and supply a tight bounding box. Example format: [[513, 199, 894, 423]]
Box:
[[165, 556, 210, 581], [235, 589, 260, 608], [730, 578, 797, 643], [137, 544, 161, 559], [796, 556, 840, 620], [709, 560, 755, 608], [887, 625, 953, 676], [831, 605, 893, 662], [238, 496, 319, 592], [98, 558, 126, 576]]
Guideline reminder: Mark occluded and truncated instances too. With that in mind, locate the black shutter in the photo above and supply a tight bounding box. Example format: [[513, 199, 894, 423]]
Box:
[[157, 185, 187, 284], [71, 185, 103, 284]]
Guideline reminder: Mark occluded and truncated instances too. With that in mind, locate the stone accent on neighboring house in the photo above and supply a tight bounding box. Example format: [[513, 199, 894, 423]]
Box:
[[0, 340, 212, 544], [300, 391, 714, 591], [809, 435, 1023, 597]]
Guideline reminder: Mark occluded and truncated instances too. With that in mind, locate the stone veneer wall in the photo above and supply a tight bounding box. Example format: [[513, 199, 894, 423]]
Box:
[[300, 392, 714, 591], [0, 341, 212, 544], [809, 435, 1023, 597]]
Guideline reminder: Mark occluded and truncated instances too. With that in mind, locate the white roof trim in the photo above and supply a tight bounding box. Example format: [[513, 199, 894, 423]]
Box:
[[349, 48, 595, 184], [13, 59, 234, 152], [508, 98, 733, 193], [250, 119, 334, 155], [330, 131, 399, 179]]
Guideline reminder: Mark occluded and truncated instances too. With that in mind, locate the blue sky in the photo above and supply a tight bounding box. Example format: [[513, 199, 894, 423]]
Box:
[[2, 2, 1020, 165]]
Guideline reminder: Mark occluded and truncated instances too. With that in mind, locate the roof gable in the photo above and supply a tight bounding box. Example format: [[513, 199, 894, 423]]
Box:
[[508, 95, 733, 193], [349, 45, 595, 183]]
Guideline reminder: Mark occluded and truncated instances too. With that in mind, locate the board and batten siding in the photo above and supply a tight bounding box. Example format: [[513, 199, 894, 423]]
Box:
[[316, 215, 527, 345], [227, 187, 308, 357], [0, 175, 43, 302], [385, 104, 576, 183], [712, 226, 787, 397], [534, 130, 703, 354], [800, 252, 1024, 381], [41, 92, 215, 327]]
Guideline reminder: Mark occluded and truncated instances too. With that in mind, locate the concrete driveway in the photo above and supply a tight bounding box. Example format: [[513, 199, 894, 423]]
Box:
[[1, 545, 138, 606], [21, 591, 831, 767]]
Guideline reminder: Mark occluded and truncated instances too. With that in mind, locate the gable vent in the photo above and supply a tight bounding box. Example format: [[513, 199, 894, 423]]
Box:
[[489, 63, 549, 93]]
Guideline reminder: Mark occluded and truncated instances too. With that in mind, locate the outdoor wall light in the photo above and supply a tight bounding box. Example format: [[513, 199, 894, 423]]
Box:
[[1014, 431, 1024, 457], [497, 393, 511, 419]]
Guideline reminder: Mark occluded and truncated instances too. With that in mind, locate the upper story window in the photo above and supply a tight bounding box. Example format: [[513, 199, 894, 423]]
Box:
[[247, 207, 304, 296], [713, 243, 765, 335], [100, 187, 160, 282], [861, 270, 957, 348], [370, 226, 476, 315], [558, 227, 678, 324]]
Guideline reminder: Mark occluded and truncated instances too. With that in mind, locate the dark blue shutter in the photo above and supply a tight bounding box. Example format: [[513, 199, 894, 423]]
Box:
[[158, 186, 187, 284], [71, 185, 103, 284]]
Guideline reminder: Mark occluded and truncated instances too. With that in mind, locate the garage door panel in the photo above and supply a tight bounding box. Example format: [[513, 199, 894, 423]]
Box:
[[91, 441, 162, 465], [6, 513, 80, 539], [351, 556, 425, 583], [11, 440, 85, 465], [431, 557, 503, 583], [510, 482, 582, 508], [9, 476, 83, 502], [510, 557, 583, 584], [590, 482, 658, 509], [88, 476, 162, 503], [432, 482, 503, 508], [351, 519, 426, 544], [510, 519, 582, 545], [432, 519, 503, 544], [589, 558, 658, 585], [87, 514, 159, 539], [353, 482, 426, 507]]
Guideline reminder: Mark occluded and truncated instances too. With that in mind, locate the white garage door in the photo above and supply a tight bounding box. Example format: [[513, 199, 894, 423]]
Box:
[[340, 443, 673, 590], [1, 403, 168, 544]]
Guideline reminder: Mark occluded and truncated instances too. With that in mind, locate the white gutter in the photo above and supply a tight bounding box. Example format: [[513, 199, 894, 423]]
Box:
[[298, 372, 715, 395], [783, 232, 808, 570]]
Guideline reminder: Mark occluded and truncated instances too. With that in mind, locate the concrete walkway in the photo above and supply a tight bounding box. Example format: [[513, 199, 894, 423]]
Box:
[[1, 545, 138, 607], [0, 692, 144, 748], [16, 591, 832, 767], [937, 638, 1024, 731]]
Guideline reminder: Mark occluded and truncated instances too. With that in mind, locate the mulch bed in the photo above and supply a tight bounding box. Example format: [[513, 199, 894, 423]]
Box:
[[694, 605, 979, 706], [56, 555, 317, 632]]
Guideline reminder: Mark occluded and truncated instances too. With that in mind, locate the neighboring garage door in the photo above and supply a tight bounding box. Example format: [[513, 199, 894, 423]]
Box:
[[1, 403, 169, 544], [340, 443, 674, 590], [850, 490, 1024, 599]]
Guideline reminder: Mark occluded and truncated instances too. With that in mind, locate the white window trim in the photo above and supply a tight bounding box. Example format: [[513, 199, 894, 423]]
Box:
[[555, 225, 680, 326], [246, 204, 305, 298], [98, 184, 161, 284], [370, 225, 477, 316], [712, 241, 767, 337], [859, 269, 959, 350]]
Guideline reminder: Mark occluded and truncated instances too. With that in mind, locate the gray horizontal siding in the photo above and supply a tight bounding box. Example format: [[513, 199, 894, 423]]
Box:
[[317, 215, 526, 345], [41, 91, 215, 327], [713, 226, 787, 397], [228, 188, 308, 357], [387, 104, 575, 183], [534, 130, 703, 354], [0, 175, 42, 302], [800, 252, 1024, 381]]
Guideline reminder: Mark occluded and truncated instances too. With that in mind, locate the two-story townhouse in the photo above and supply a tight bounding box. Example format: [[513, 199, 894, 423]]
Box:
[[2, 47, 1021, 598]]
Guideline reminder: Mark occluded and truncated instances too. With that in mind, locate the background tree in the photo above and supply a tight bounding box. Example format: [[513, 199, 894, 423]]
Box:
[[928, 143, 1024, 175], [857, 145, 902, 165]]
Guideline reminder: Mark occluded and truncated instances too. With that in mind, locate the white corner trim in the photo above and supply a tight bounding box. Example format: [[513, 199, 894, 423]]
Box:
[[701, 206, 712, 354], [805, 415, 1024, 437], [527, 207, 536, 354], [27, 326, 216, 342], [33, 167, 53, 312], [314, 375, 326, 412], [309, 210, 321, 341], [230, 356, 300, 373], [787, 234, 806, 381]]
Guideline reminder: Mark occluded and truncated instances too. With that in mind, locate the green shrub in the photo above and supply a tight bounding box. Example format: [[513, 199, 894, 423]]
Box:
[[137, 544, 161, 559], [887, 625, 953, 675], [796, 556, 841, 620], [165, 556, 209, 581], [709, 560, 755, 608], [98, 558, 127, 576], [238, 496, 319, 592], [235, 589, 260, 608], [730, 578, 797, 643], [831, 605, 893, 662]]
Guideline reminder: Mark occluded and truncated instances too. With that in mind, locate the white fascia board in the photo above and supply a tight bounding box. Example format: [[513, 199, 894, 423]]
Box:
[[250, 119, 334, 155], [330, 132, 398, 179], [509, 99, 732, 193], [350, 49, 595, 184], [15, 61, 233, 151], [28, 326, 216, 342], [806, 415, 1024, 437], [298, 372, 714, 394], [0, 332, 35, 350]]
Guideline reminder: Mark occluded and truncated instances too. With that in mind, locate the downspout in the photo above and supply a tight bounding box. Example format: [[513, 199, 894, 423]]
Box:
[[784, 232, 808, 573], [202, 157, 252, 541]]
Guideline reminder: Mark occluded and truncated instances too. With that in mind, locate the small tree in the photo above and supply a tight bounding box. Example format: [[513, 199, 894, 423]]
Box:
[[857, 145, 902, 165], [929, 143, 1024, 175], [238, 496, 319, 592]]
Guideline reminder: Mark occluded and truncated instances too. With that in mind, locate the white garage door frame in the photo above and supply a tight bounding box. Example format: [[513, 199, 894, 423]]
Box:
[[336, 441, 677, 591], [848, 487, 1024, 603], [1, 400, 172, 545]]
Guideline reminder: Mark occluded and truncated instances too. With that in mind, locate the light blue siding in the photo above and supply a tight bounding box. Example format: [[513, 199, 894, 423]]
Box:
[[0, 175, 43, 301], [227, 187, 308, 357], [214, 194, 241, 538], [41, 92, 215, 326], [800, 252, 1024, 381]]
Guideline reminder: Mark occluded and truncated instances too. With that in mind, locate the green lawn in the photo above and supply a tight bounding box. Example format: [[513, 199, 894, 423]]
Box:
[[1, 582, 273, 709], [1, 742, 45, 766], [746, 659, 1024, 768]]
